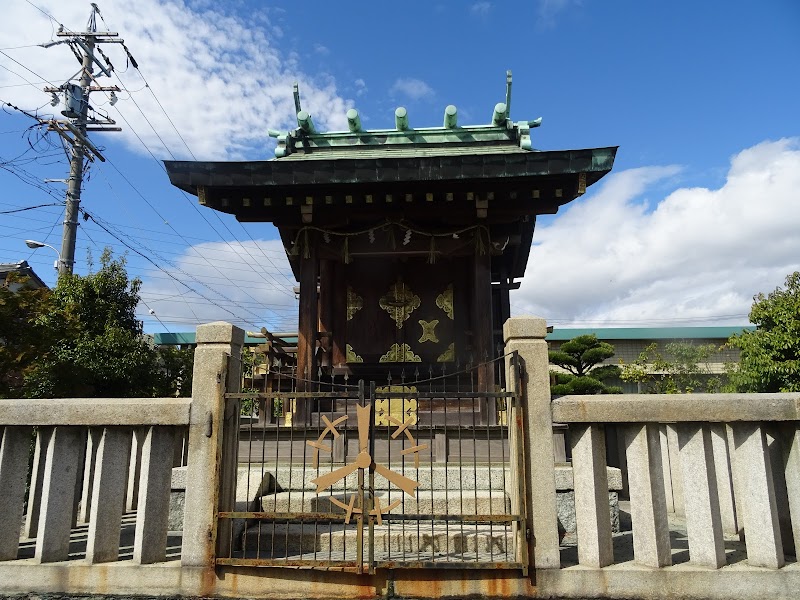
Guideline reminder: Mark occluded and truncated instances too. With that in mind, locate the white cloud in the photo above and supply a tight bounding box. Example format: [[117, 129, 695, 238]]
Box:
[[0, 1, 352, 160], [139, 238, 298, 331], [313, 43, 330, 56], [470, 2, 492, 17], [354, 78, 367, 97], [389, 77, 434, 102], [513, 139, 800, 326], [537, 0, 579, 28]]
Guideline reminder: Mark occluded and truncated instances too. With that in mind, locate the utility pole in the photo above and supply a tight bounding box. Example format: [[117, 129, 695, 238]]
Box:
[[41, 4, 123, 275]]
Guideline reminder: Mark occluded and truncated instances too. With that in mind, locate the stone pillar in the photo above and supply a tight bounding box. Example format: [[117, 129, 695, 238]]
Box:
[[0, 426, 32, 560], [503, 316, 560, 570], [665, 424, 684, 517], [766, 426, 794, 556], [677, 424, 725, 568], [732, 423, 784, 568], [571, 424, 614, 567], [133, 426, 175, 564], [624, 423, 671, 568], [79, 427, 101, 524], [659, 424, 674, 513], [86, 427, 132, 563], [709, 423, 738, 536], [126, 426, 146, 511], [24, 427, 52, 538], [34, 426, 83, 563], [781, 424, 800, 560], [182, 321, 244, 568], [727, 424, 746, 540], [71, 430, 87, 528]]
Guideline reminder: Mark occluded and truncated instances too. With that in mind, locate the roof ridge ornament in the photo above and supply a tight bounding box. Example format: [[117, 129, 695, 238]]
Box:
[[269, 71, 543, 158]]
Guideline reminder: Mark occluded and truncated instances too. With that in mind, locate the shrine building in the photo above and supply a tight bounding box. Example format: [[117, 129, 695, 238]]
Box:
[[164, 74, 617, 426]]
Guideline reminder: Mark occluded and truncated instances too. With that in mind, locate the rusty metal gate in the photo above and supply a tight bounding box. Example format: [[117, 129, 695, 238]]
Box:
[[217, 353, 527, 573]]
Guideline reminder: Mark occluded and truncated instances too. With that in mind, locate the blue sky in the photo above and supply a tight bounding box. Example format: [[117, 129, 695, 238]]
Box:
[[1, 0, 799, 333]]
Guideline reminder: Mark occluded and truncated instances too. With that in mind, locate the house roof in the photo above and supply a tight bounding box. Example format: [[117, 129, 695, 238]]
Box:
[[153, 332, 297, 346], [0, 261, 48, 290], [545, 326, 755, 341]]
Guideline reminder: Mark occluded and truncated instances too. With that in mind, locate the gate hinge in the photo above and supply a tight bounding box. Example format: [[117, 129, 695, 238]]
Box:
[[526, 527, 531, 540]]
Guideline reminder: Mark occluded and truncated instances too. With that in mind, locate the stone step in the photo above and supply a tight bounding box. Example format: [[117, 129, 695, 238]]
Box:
[[240, 522, 516, 558], [231, 464, 621, 498], [237, 464, 514, 495], [259, 490, 510, 516]]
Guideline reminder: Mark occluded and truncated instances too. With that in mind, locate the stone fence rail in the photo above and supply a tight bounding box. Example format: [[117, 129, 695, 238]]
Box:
[[541, 392, 800, 599], [0, 319, 797, 600], [0, 397, 190, 566]]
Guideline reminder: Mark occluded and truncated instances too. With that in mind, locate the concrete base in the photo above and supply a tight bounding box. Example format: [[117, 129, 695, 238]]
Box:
[[260, 490, 511, 515], [0, 561, 797, 600], [241, 522, 514, 560]]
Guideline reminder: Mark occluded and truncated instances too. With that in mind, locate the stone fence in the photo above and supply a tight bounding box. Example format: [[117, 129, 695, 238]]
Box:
[[540, 392, 800, 598], [0, 318, 797, 600]]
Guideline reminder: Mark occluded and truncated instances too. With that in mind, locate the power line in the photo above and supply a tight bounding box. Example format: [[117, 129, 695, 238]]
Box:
[[80, 208, 263, 326], [106, 55, 298, 292], [5, 4, 297, 329], [94, 158, 295, 316], [100, 94, 298, 292], [24, 0, 62, 27], [0, 202, 62, 214], [0, 49, 59, 89]]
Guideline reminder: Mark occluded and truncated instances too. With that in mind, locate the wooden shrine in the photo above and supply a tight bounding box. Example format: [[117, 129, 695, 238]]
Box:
[[165, 76, 617, 425]]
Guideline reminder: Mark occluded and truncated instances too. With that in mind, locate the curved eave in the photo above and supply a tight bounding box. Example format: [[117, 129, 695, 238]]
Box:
[[164, 147, 617, 196]]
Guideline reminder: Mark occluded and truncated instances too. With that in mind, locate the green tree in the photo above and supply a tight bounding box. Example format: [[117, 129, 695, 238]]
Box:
[[20, 250, 191, 398], [0, 273, 54, 398], [549, 334, 621, 395], [729, 271, 800, 392], [620, 341, 726, 393]]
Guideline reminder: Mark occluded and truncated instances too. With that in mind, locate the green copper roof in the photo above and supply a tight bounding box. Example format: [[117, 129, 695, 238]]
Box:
[[546, 326, 755, 341], [270, 74, 542, 160], [275, 120, 542, 160], [165, 146, 617, 193], [153, 332, 290, 346]]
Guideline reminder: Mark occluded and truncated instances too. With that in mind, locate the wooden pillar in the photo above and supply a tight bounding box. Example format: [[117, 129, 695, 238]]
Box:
[[472, 242, 494, 424], [319, 259, 334, 369], [331, 261, 347, 368], [296, 241, 319, 423]]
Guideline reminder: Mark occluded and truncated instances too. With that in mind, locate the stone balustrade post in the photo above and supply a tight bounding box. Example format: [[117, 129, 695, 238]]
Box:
[[782, 424, 800, 558], [34, 426, 83, 563], [503, 316, 560, 570], [624, 423, 671, 568], [732, 423, 784, 568], [24, 427, 52, 538], [181, 322, 244, 568], [571, 424, 614, 567], [0, 426, 32, 560], [677, 424, 725, 568]]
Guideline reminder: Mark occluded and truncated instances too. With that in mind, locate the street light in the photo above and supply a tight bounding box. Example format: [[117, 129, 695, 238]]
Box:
[[25, 239, 62, 272]]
